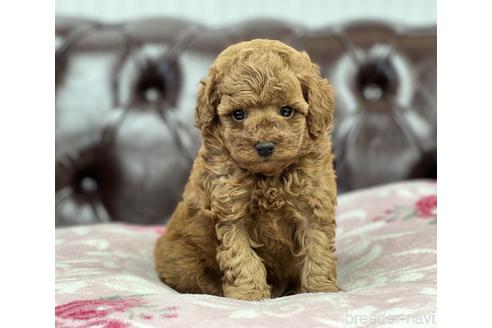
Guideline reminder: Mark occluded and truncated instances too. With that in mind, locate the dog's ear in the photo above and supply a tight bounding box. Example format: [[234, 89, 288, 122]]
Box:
[[195, 70, 220, 131], [298, 53, 335, 138]]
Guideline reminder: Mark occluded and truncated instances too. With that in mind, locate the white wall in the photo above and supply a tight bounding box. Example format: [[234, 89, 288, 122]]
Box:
[[55, 0, 436, 27]]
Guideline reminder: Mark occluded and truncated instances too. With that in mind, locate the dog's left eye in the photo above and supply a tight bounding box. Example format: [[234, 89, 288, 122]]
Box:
[[232, 109, 246, 122], [279, 106, 294, 118]]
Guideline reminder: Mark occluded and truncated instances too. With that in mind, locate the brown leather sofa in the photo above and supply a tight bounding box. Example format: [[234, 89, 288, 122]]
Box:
[[55, 17, 436, 227]]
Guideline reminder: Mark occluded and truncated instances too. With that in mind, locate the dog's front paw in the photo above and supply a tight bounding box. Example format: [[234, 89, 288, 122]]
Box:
[[223, 284, 271, 301], [301, 278, 341, 293]]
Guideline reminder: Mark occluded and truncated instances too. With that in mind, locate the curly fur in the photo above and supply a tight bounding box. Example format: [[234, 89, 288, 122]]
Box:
[[155, 39, 340, 300]]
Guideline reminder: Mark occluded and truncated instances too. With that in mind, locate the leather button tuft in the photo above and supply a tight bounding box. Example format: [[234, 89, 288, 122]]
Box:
[[356, 59, 398, 102], [80, 177, 98, 193], [144, 88, 161, 103]]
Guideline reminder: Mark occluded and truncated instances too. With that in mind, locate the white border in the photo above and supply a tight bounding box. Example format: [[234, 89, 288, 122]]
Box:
[[0, 1, 54, 326], [439, 1, 492, 326]]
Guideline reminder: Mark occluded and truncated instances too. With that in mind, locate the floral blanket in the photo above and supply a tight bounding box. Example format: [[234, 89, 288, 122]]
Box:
[[55, 180, 436, 327]]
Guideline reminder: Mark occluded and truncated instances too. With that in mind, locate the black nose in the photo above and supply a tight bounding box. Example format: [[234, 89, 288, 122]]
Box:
[[255, 142, 275, 157]]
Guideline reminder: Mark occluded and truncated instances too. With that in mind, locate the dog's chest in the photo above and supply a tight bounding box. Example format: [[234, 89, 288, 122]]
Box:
[[248, 178, 310, 221], [247, 182, 305, 253], [250, 183, 286, 213]]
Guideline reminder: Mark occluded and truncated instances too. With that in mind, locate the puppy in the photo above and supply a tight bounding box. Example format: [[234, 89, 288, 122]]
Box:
[[155, 39, 339, 300]]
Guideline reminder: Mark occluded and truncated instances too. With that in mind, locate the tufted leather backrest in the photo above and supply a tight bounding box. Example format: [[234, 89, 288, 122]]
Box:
[[55, 17, 436, 227]]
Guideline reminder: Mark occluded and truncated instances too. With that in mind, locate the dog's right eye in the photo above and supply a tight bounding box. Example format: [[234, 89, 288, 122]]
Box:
[[232, 109, 246, 122]]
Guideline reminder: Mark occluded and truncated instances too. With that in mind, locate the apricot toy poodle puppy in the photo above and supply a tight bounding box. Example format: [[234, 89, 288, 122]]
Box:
[[155, 39, 339, 301]]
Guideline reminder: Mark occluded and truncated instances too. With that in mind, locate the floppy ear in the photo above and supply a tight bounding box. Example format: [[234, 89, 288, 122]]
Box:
[[298, 57, 335, 138], [195, 70, 220, 131]]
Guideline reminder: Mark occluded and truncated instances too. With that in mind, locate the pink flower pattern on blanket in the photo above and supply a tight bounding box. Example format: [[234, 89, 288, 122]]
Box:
[[55, 298, 143, 321], [416, 195, 437, 218], [371, 194, 437, 224], [56, 180, 437, 327], [55, 296, 179, 328]]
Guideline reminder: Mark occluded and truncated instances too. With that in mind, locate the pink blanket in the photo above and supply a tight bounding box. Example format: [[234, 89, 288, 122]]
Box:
[[55, 180, 436, 327]]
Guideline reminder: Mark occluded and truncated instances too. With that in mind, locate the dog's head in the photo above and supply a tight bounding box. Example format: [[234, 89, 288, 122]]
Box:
[[195, 39, 334, 176]]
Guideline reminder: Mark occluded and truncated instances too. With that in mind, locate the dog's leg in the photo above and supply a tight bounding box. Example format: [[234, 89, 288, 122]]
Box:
[[155, 237, 223, 296], [298, 223, 340, 293], [216, 222, 271, 301]]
